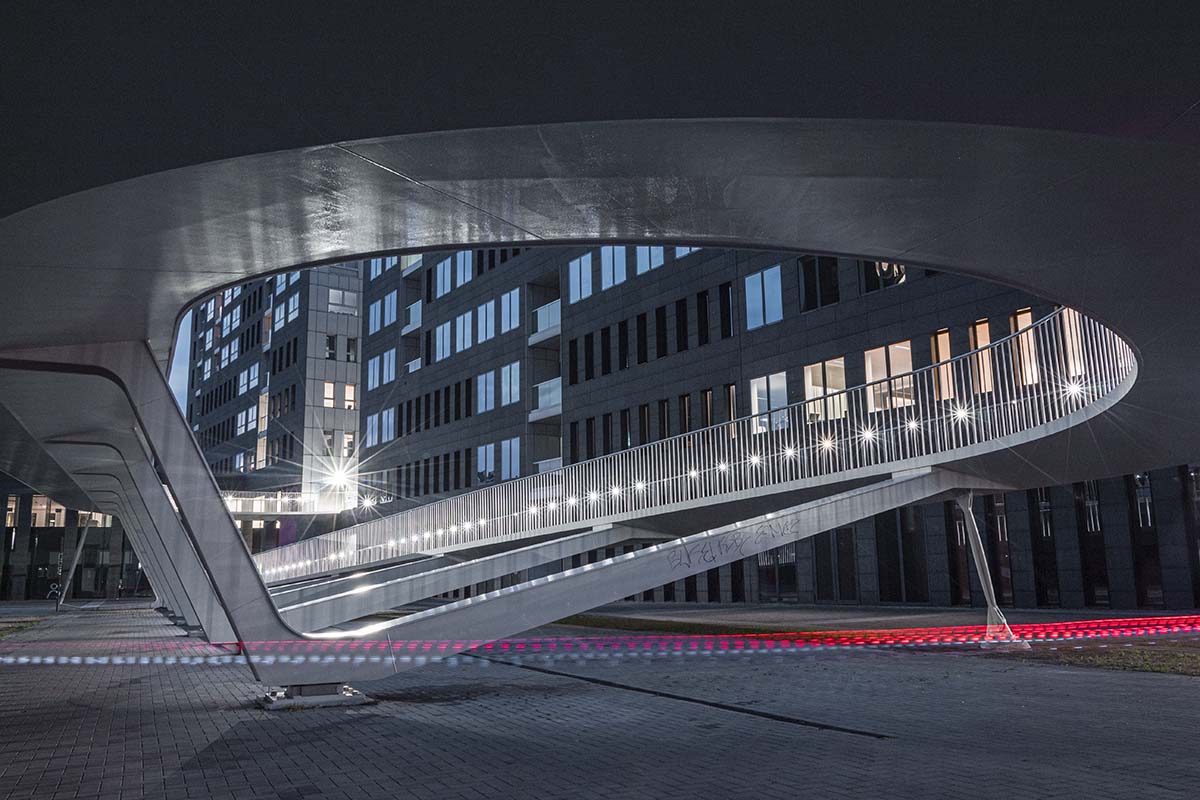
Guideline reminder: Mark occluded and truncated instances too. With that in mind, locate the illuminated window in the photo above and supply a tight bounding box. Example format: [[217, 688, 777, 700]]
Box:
[[864, 341, 913, 411], [969, 320, 994, 393], [1010, 308, 1040, 386], [932, 329, 954, 401], [344, 384, 356, 411], [803, 358, 847, 421], [749, 372, 789, 432], [1061, 307, 1086, 377]]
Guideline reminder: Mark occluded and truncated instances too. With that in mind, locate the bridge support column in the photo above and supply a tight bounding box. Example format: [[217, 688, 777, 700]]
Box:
[[955, 492, 1028, 649]]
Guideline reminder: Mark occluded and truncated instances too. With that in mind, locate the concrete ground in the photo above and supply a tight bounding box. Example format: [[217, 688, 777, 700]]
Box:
[[1, 604, 1198, 799]]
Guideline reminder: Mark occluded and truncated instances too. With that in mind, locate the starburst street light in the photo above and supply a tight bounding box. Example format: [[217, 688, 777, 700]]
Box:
[[861, 426, 876, 443], [749, 454, 761, 466], [953, 403, 971, 422], [1065, 379, 1084, 398], [819, 436, 836, 452], [907, 418, 920, 432]]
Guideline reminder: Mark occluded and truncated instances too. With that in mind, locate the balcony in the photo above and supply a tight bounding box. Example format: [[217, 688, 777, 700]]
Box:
[[401, 300, 422, 336], [534, 457, 563, 474], [528, 299, 561, 347], [528, 376, 562, 422]]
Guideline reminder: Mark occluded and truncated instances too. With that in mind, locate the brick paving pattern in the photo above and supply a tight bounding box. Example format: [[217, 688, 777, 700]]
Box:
[[1, 605, 1197, 799]]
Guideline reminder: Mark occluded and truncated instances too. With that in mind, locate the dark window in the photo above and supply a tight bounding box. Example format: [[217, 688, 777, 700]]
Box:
[[600, 327, 612, 375], [568, 339, 579, 385], [801, 255, 840, 310], [638, 404, 650, 445], [325, 335, 337, 359], [1027, 487, 1061, 607], [697, 290, 710, 346], [675, 298, 689, 352], [718, 282, 734, 339], [346, 337, 358, 362], [584, 332, 595, 380], [454, 382, 462, 420], [585, 417, 596, 459], [655, 306, 668, 358], [706, 568, 721, 602], [657, 399, 669, 440], [620, 408, 631, 449], [618, 320, 630, 369], [636, 313, 648, 364], [724, 383, 737, 421], [678, 394, 691, 434], [464, 378, 473, 418], [569, 421, 580, 463], [700, 389, 713, 427], [602, 413, 613, 455]]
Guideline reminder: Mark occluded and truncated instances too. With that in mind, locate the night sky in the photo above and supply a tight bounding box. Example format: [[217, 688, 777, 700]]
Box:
[[2, 1, 1198, 217]]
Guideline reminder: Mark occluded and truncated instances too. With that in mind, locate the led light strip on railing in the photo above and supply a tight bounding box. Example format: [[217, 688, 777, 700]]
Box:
[[253, 308, 1135, 580]]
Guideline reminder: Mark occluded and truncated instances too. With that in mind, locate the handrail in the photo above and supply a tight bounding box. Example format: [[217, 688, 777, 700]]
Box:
[[253, 307, 1135, 579]]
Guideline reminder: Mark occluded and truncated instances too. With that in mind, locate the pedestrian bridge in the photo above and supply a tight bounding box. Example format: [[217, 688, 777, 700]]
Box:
[[3, 118, 1190, 698]]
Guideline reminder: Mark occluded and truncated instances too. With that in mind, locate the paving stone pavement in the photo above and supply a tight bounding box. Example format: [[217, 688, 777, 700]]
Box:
[[1, 607, 1197, 799]]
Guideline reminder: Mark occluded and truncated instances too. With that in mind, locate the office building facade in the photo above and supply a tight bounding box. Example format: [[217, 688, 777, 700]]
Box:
[[186, 265, 363, 549], [353, 244, 1200, 611]]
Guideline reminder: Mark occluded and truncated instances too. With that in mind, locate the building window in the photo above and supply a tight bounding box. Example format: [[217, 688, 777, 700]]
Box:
[[382, 348, 396, 384], [328, 289, 357, 315], [638, 404, 651, 444], [636, 313, 649, 364], [675, 246, 700, 259], [477, 443, 495, 481], [368, 300, 381, 334], [636, 246, 665, 274], [618, 320, 630, 370], [501, 361, 520, 406], [750, 372, 788, 432], [745, 264, 783, 331], [455, 251, 473, 287], [724, 382, 737, 421], [435, 322, 451, 361], [323, 381, 335, 408], [346, 338, 358, 363], [344, 383, 356, 410], [477, 300, 496, 343], [456, 310, 473, 352], [969, 319, 994, 393], [381, 407, 396, 442], [585, 417, 596, 459], [569, 253, 593, 303], [500, 288, 520, 333], [325, 335, 337, 360], [800, 255, 839, 310], [718, 282, 734, 338], [600, 327, 612, 375], [477, 371, 495, 413], [700, 388, 713, 427], [864, 341, 913, 411], [365, 414, 379, 448], [803, 358, 847, 420], [369, 258, 383, 280], [436, 258, 452, 297], [657, 399, 669, 440], [1011, 308, 1040, 386], [383, 290, 398, 326], [861, 260, 906, 292], [620, 408, 632, 449], [584, 332, 595, 380], [1061, 307, 1086, 377], [501, 437, 520, 480], [655, 306, 668, 358], [678, 394, 692, 434], [696, 290, 710, 346], [601, 246, 627, 289], [568, 339, 579, 385], [367, 356, 380, 390], [287, 293, 300, 322], [932, 329, 954, 401], [675, 298, 689, 352]]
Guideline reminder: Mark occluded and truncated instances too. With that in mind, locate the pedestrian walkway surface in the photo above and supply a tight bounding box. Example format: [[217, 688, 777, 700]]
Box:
[[1, 606, 1197, 799]]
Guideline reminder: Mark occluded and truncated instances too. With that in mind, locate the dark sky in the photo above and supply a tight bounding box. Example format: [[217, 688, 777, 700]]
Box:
[[3, 0, 1199, 216]]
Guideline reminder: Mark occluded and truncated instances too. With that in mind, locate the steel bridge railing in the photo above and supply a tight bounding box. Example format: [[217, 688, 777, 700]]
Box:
[[252, 308, 1135, 580]]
